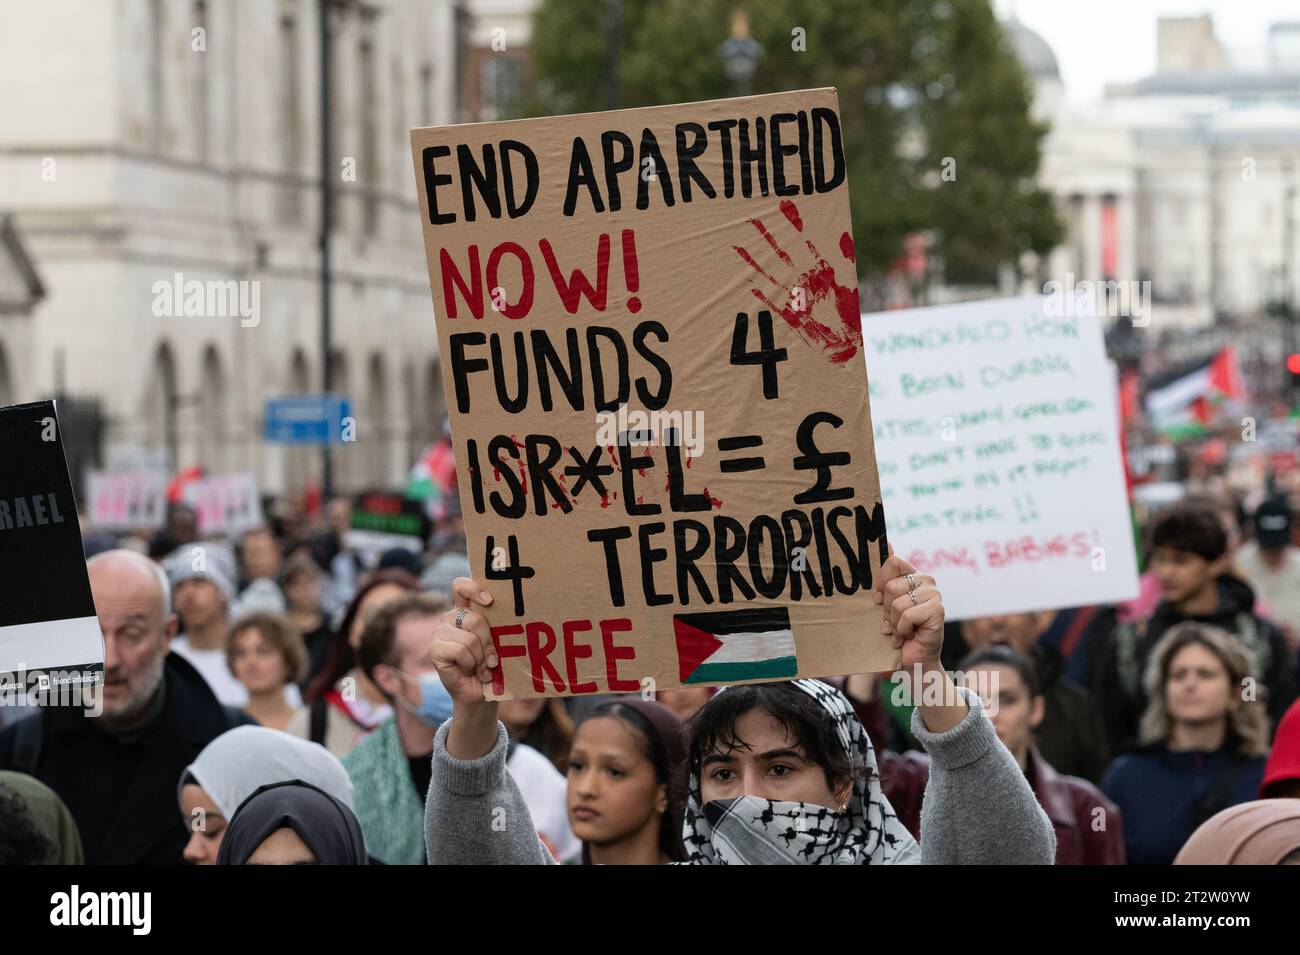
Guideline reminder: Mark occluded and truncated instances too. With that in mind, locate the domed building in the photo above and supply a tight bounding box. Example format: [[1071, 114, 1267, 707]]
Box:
[[1004, 15, 1065, 124], [1006, 13, 1300, 337]]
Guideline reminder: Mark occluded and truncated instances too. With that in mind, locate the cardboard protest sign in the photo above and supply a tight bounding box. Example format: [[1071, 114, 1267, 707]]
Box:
[[85, 470, 168, 530], [0, 401, 104, 690], [863, 296, 1139, 620], [184, 474, 263, 537], [411, 89, 894, 699]]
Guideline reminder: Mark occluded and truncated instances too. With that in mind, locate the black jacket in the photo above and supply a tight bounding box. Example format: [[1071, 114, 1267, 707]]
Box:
[[0, 652, 252, 864], [1031, 642, 1111, 784], [1095, 574, 1298, 756]]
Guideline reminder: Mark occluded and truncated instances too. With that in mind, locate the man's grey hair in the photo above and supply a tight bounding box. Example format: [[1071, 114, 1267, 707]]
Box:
[[87, 549, 173, 617]]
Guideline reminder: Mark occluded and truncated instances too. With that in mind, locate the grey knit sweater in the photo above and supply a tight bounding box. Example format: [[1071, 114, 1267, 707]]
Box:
[[424, 685, 1056, 864]]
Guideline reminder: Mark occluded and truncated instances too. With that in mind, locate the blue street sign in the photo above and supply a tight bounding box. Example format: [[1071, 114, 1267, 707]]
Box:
[[263, 394, 351, 445]]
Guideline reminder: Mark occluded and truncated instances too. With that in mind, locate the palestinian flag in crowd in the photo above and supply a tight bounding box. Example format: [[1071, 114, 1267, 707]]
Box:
[[1143, 346, 1245, 439], [406, 439, 458, 518], [674, 608, 797, 685]]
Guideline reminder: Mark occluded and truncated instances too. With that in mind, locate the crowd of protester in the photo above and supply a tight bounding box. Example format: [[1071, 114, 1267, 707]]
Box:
[[2, 485, 1300, 866]]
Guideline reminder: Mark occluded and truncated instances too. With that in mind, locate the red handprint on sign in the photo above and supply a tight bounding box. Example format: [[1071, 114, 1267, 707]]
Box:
[[732, 199, 862, 364]]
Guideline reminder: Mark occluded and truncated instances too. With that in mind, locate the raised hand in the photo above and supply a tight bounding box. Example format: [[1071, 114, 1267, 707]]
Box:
[[431, 577, 503, 760], [873, 549, 944, 670]]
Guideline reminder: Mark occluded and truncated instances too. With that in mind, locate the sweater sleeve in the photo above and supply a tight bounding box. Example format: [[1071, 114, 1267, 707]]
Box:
[[424, 718, 558, 866], [910, 685, 1056, 864]]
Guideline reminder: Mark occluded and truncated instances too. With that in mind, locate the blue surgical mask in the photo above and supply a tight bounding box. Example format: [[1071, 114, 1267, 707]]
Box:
[[394, 670, 455, 728]]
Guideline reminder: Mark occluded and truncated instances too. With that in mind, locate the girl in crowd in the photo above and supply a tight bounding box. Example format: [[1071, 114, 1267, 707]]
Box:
[[177, 725, 355, 865], [288, 568, 418, 758], [1175, 799, 1300, 864], [1101, 622, 1270, 865], [960, 645, 1125, 865], [216, 780, 368, 865], [227, 612, 308, 731], [280, 554, 333, 689], [423, 555, 1056, 865], [566, 699, 687, 864], [499, 696, 575, 771]]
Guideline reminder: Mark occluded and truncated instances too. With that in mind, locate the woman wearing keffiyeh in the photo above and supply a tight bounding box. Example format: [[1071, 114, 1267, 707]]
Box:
[[680, 679, 919, 864], [422, 552, 1056, 865]]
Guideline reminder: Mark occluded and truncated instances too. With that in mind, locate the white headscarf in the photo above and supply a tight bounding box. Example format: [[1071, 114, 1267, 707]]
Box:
[[179, 726, 355, 820]]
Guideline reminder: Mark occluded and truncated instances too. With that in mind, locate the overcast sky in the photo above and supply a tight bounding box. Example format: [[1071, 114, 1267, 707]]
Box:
[[993, 0, 1300, 104]]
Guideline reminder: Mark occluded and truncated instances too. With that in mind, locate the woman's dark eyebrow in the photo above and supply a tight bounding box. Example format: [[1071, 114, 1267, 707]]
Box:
[[757, 748, 806, 762], [701, 752, 735, 767]]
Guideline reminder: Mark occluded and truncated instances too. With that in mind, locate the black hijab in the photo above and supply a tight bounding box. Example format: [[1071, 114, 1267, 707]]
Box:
[[216, 780, 368, 865]]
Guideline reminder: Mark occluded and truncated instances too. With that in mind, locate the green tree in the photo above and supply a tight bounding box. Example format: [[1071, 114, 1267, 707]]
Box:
[[528, 0, 1061, 293]]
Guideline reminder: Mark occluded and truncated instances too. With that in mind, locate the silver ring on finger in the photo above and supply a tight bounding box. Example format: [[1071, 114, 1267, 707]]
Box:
[[906, 573, 916, 593], [454, 608, 469, 630], [908, 590, 918, 604]]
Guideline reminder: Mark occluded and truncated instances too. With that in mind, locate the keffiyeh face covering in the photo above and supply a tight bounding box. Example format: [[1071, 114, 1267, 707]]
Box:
[[682, 679, 918, 865]]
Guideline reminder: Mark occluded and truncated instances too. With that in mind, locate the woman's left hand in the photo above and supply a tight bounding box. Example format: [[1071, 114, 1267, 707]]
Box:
[[873, 549, 944, 670], [874, 548, 969, 733]]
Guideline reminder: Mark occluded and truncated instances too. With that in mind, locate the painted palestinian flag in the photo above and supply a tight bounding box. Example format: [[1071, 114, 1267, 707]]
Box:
[[1144, 346, 1245, 439], [674, 608, 797, 685]]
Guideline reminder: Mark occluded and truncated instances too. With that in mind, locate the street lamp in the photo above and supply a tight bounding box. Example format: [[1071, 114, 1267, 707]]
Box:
[[718, 9, 762, 96]]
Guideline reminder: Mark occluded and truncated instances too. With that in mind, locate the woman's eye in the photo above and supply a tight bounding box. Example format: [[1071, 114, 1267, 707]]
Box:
[[567, 762, 584, 773], [710, 768, 733, 782], [770, 764, 793, 777], [607, 768, 625, 779]]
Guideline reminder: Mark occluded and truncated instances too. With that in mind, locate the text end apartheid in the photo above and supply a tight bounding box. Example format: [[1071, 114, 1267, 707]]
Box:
[[411, 89, 898, 699]]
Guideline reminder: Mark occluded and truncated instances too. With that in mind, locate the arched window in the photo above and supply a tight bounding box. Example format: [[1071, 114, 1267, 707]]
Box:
[[290, 348, 311, 393], [197, 345, 228, 472], [286, 348, 313, 493], [143, 342, 179, 469], [424, 356, 446, 445], [402, 359, 418, 467], [329, 349, 352, 491], [367, 352, 389, 486]]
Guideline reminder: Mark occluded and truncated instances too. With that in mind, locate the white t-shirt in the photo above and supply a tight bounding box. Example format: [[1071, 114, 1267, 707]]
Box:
[[1236, 543, 1300, 637], [507, 743, 581, 863], [169, 637, 302, 709]]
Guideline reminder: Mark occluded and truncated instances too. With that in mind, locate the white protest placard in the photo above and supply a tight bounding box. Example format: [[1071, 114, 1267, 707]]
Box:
[[85, 471, 168, 530], [184, 474, 263, 537], [863, 295, 1139, 620]]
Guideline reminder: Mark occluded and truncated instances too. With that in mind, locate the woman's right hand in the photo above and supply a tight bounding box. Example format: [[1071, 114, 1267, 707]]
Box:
[[432, 577, 504, 761]]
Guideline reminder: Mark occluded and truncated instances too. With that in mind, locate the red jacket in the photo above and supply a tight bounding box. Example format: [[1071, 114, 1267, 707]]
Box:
[[1028, 748, 1126, 865], [1261, 699, 1300, 798]]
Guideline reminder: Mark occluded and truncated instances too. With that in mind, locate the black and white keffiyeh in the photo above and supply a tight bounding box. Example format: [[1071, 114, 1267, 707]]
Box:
[[681, 678, 919, 865]]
